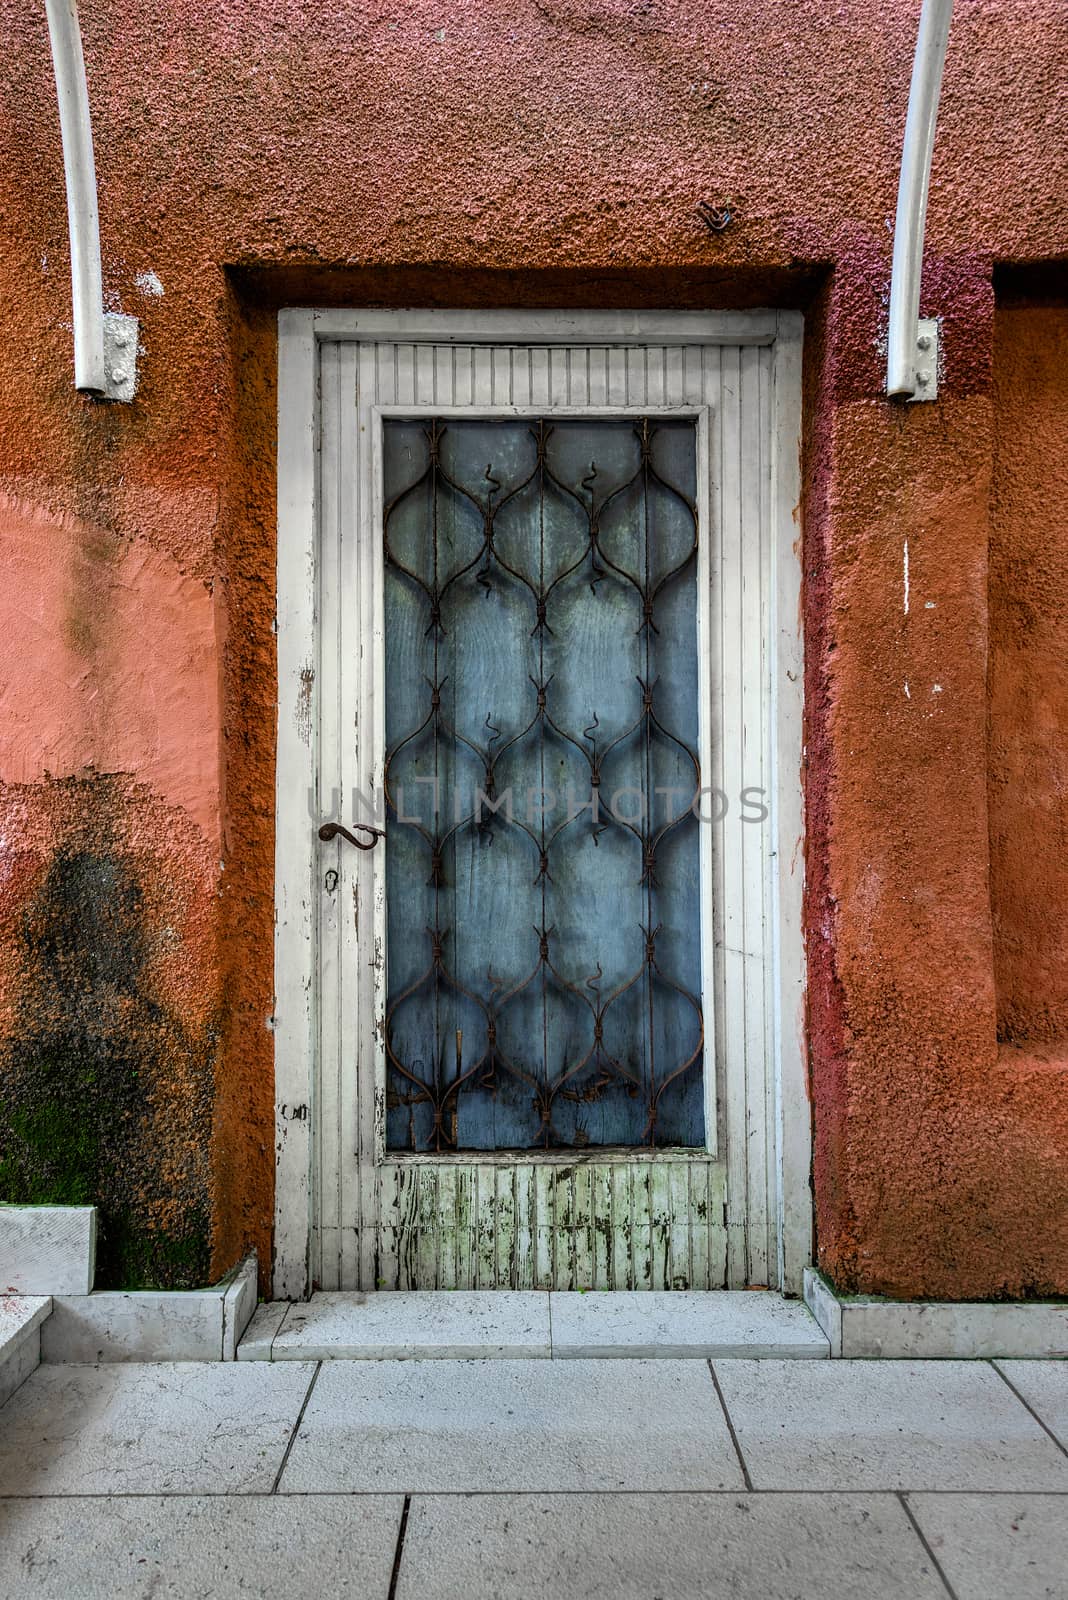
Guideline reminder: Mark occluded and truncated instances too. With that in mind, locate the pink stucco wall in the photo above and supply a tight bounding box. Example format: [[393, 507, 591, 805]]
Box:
[[0, 0, 1065, 1293]]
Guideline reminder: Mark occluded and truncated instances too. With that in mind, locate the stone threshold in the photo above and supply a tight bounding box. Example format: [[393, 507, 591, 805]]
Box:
[[238, 1289, 831, 1360], [803, 1267, 1068, 1359]]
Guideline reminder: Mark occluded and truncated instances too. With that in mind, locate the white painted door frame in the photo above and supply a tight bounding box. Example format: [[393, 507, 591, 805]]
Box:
[[274, 308, 808, 1299]]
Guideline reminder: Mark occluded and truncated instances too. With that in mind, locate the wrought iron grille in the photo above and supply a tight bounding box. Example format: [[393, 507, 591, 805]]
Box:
[[382, 414, 704, 1152]]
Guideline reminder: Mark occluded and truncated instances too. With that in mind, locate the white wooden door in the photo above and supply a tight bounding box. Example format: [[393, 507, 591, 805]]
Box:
[[274, 311, 808, 1296]]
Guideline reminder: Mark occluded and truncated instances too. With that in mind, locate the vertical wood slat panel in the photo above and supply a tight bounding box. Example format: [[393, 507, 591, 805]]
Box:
[[592, 1164, 612, 1287], [479, 1164, 502, 1286], [395, 344, 416, 405], [669, 1161, 692, 1288], [549, 345, 569, 407], [528, 347, 550, 409], [739, 343, 769, 1286], [649, 1162, 673, 1287], [374, 1164, 397, 1289], [374, 340, 393, 406], [416, 344, 436, 405], [701, 340, 725, 1197], [534, 1165, 555, 1288], [688, 1160, 711, 1289], [554, 1167, 575, 1290], [397, 1165, 421, 1290], [572, 1164, 593, 1287], [339, 340, 368, 1294], [631, 1162, 652, 1289], [567, 347, 590, 408], [759, 341, 781, 1286], [512, 1164, 535, 1289], [606, 348, 627, 407], [588, 347, 609, 408], [497, 1168, 518, 1288], [433, 345, 452, 407], [612, 1163, 633, 1289], [664, 346, 684, 409], [717, 344, 749, 1287], [416, 1165, 440, 1289], [510, 347, 532, 408], [436, 1165, 457, 1289], [355, 332, 388, 1293], [452, 343, 474, 407], [682, 343, 704, 407], [453, 1165, 476, 1288], [315, 341, 343, 1290], [646, 345, 667, 407]]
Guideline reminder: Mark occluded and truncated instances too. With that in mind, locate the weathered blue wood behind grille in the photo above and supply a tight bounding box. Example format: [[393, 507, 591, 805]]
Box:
[[383, 416, 704, 1151]]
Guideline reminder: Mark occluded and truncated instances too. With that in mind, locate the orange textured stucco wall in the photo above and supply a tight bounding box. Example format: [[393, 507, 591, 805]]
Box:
[[990, 303, 1068, 1045], [0, 0, 1066, 1294]]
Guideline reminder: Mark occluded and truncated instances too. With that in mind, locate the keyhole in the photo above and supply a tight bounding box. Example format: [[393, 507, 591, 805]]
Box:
[[324, 868, 338, 894]]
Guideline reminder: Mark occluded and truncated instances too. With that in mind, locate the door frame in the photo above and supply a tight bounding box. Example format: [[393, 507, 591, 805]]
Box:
[[273, 308, 808, 1299]]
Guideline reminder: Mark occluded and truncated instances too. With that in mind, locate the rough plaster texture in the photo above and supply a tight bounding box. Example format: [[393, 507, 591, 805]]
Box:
[[0, 0, 1065, 1294], [990, 304, 1068, 1044]]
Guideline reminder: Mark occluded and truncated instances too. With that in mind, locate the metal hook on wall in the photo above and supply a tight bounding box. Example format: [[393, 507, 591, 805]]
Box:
[[318, 821, 385, 851]]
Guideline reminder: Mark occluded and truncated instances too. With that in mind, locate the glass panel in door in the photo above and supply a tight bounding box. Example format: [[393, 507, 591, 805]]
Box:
[[381, 415, 705, 1154]]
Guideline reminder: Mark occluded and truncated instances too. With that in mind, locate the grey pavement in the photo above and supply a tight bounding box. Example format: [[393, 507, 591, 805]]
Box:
[[0, 1356, 1064, 1598]]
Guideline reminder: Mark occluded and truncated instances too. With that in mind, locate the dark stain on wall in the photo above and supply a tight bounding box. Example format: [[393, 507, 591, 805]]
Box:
[[0, 786, 215, 1288]]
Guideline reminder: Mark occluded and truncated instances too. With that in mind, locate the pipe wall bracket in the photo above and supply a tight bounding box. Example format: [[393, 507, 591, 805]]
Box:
[[102, 311, 139, 402], [905, 318, 940, 402]]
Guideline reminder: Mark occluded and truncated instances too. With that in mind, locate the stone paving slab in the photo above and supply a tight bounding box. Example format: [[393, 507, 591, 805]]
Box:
[[395, 1491, 948, 1600], [713, 1358, 1068, 1491], [0, 1494, 402, 1599], [995, 1359, 1068, 1450], [550, 1290, 828, 1358], [0, 1362, 317, 1496], [279, 1358, 743, 1493], [272, 1290, 552, 1359], [907, 1492, 1068, 1600]]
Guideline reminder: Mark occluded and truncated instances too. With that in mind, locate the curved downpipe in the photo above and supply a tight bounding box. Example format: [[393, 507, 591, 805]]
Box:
[[44, 0, 137, 399], [44, 0, 107, 393], [886, 0, 954, 398]]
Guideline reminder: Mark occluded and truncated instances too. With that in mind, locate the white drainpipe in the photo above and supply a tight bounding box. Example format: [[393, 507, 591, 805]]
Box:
[[886, 0, 954, 400], [44, 0, 138, 400]]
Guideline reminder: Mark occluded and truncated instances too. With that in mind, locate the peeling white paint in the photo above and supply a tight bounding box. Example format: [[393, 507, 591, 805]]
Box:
[[903, 539, 910, 616], [932, 683, 943, 694], [925, 600, 936, 609], [135, 270, 164, 297], [904, 681, 911, 699], [275, 308, 809, 1297]]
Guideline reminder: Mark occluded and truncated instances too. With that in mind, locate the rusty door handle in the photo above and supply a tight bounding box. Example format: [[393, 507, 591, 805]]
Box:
[[318, 821, 385, 850]]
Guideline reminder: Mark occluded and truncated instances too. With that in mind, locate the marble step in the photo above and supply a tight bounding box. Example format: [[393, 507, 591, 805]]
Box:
[[239, 1289, 829, 1361]]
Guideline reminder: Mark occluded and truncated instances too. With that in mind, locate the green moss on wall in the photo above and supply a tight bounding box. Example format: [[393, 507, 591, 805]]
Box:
[[0, 841, 213, 1288]]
